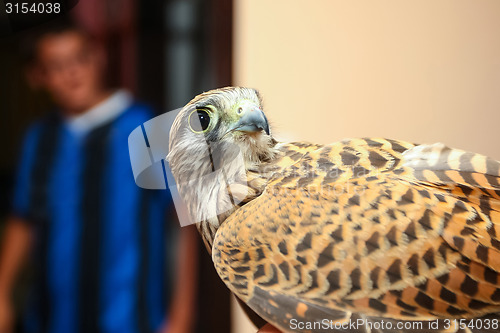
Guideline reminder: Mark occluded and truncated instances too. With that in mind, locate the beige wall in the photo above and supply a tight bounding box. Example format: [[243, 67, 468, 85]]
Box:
[[232, 1, 500, 331], [234, 0, 500, 159]]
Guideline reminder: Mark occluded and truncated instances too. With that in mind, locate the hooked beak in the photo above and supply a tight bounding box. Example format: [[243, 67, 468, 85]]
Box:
[[231, 106, 270, 135]]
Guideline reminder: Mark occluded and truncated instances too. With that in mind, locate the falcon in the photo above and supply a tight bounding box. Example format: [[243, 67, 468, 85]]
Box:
[[167, 87, 500, 332]]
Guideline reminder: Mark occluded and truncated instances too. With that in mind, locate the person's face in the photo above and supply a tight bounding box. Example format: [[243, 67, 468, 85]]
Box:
[[36, 31, 103, 114]]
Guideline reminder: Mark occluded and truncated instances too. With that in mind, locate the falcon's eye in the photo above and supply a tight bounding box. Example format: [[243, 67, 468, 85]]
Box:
[[189, 109, 212, 133]]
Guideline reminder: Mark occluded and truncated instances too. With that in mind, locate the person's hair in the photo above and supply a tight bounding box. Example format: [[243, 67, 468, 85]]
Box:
[[19, 17, 92, 66]]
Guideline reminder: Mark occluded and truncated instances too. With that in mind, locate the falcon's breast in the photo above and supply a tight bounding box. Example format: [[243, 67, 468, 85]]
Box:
[[213, 138, 500, 333]]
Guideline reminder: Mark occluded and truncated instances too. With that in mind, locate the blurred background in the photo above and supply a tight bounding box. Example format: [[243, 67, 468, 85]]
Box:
[[234, 0, 500, 160], [1, 0, 234, 332], [1, 1, 500, 333]]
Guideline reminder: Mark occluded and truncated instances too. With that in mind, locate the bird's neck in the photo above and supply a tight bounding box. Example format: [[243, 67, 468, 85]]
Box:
[[170, 136, 281, 252], [184, 148, 280, 251]]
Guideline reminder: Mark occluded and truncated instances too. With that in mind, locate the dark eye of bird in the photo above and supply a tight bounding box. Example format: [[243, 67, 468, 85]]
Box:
[[189, 109, 211, 132]]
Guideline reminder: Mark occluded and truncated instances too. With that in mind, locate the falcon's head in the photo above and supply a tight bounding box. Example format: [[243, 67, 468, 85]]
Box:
[[167, 87, 277, 241], [168, 87, 276, 179]]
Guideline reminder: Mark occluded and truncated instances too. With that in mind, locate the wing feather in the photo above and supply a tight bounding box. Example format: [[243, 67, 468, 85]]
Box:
[[213, 138, 500, 332]]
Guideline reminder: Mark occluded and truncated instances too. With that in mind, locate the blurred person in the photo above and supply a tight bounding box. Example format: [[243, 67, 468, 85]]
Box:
[[0, 20, 197, 333]]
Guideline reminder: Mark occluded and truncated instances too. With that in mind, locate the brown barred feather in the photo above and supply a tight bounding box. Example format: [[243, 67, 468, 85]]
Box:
[[168, 87, 500, 333], [211, 138, 500, 332]]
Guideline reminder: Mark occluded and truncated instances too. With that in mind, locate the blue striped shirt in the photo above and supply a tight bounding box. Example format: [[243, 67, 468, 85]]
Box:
[[12, 101, 168, 333]]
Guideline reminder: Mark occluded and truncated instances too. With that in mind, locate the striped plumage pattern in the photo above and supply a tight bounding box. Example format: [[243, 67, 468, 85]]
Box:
[[168, 88, 500, 332], [214, 138, 500, 332]]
